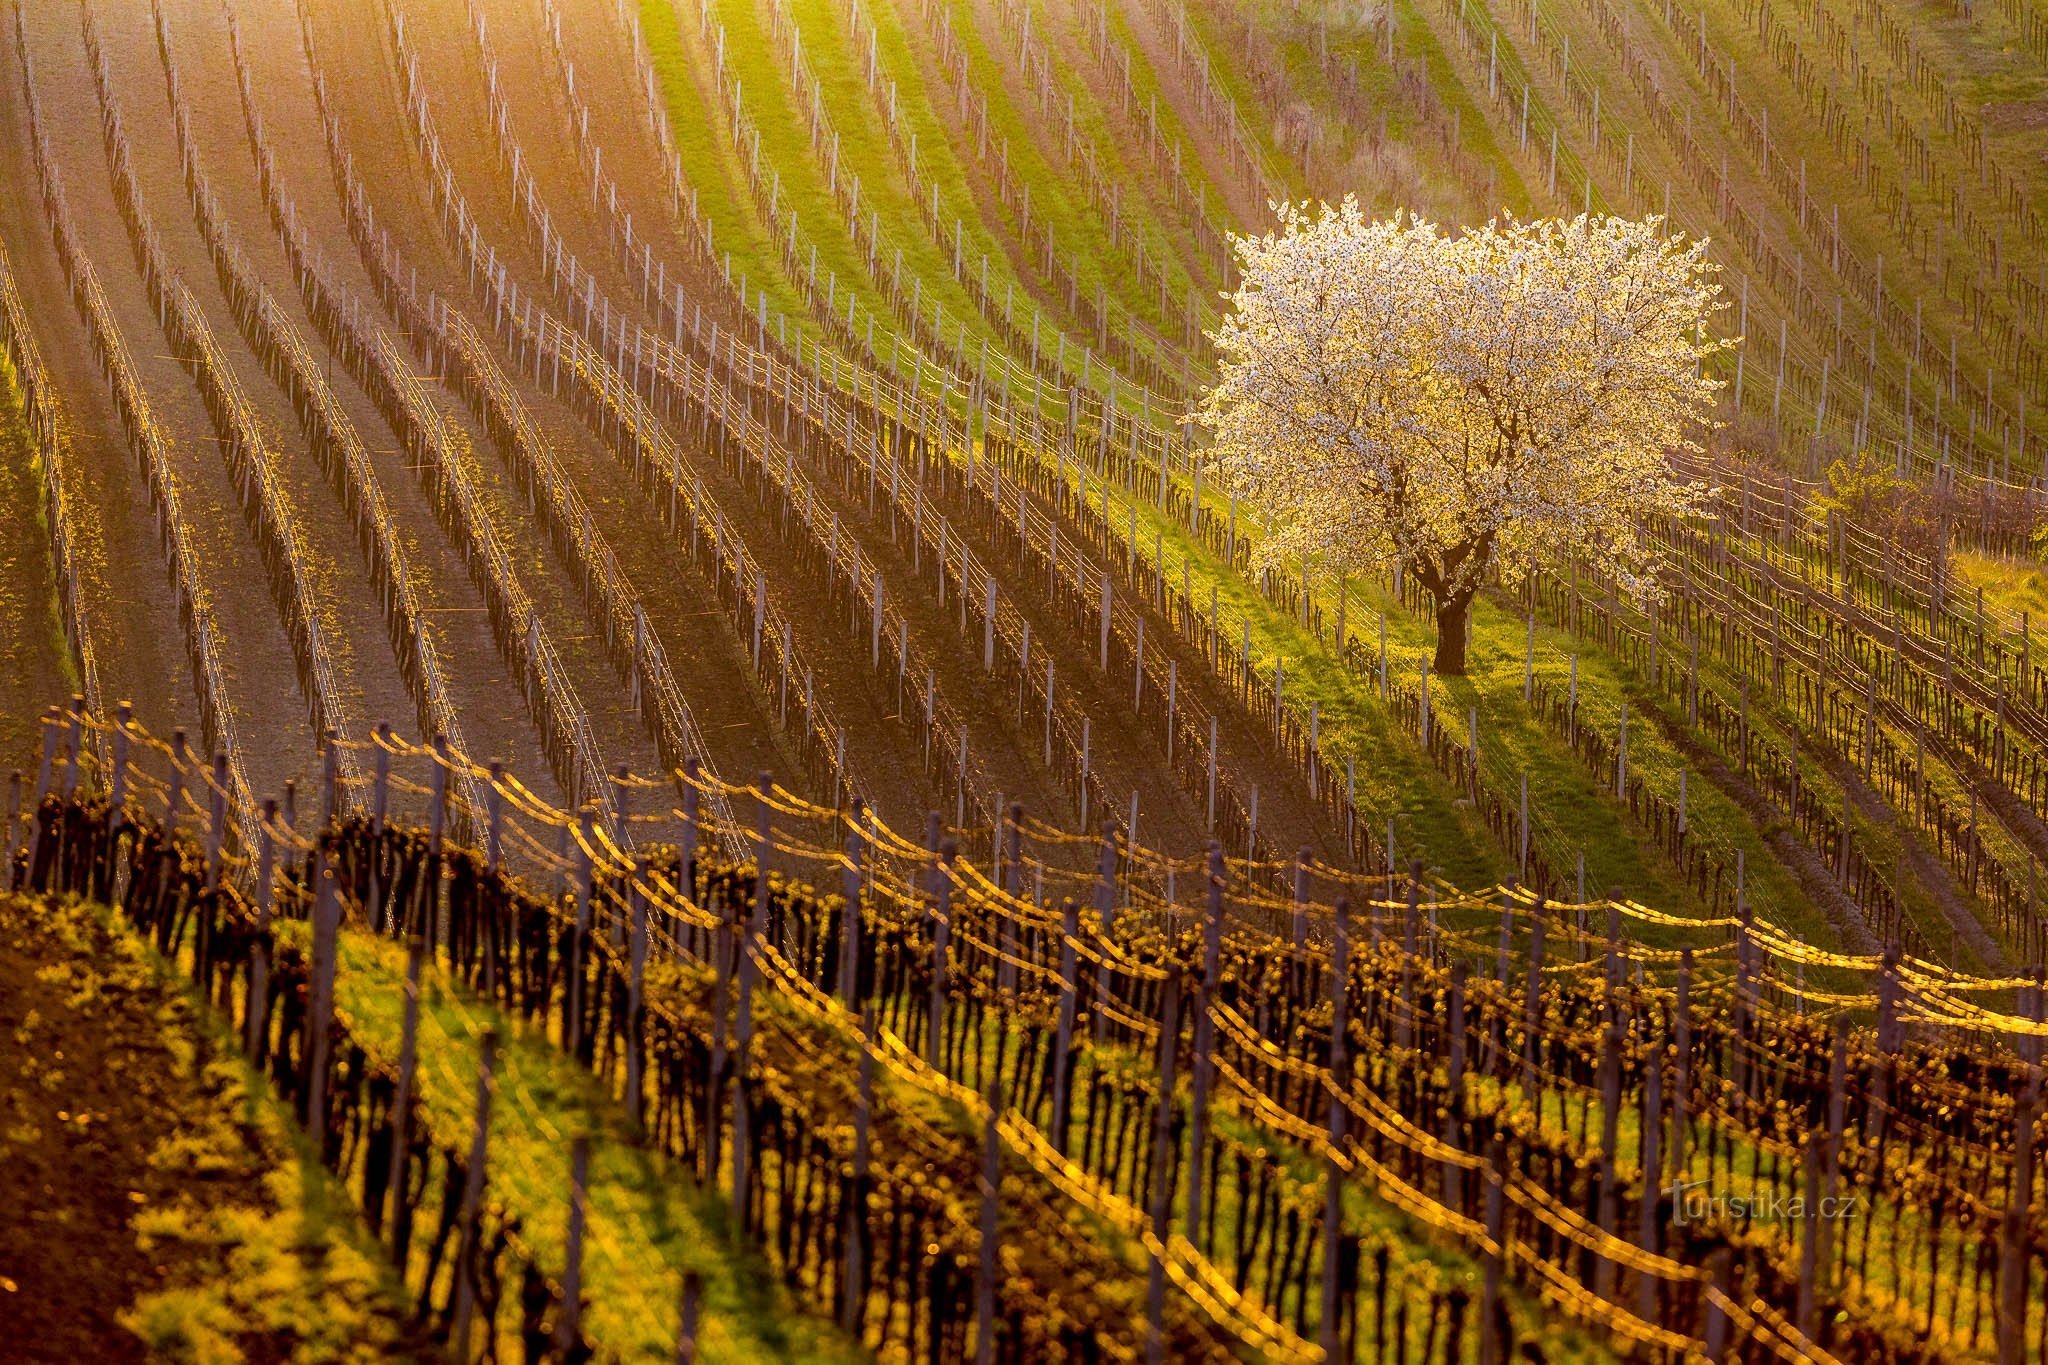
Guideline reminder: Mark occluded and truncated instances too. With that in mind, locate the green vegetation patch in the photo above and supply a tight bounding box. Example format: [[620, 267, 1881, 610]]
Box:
[[0, 892, 416, 1362]]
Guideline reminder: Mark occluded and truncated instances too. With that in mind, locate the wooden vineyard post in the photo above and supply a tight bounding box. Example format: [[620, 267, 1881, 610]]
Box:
[[1797, 1017, 1850, 1340], [1493, 883, 1515, 995], [1183, 844, 1223, 1247], [1567, 656, 1578, 745], [1673, 950, 1692, 1177], [108, 701, 130, 826], [1420, 660, 1432, 748], [386, 932, 427, 1261], [930, 838, 955, 1070], [205, 751, 227, 894], [676, 1269, 703, 1364], [1292, 846, 1310, 952], [1142, 970, 1183, 1365], [29, 709, 56, 846], [1445, 960, 1469, 1211], [1996, 978, 2042, 1365], [1615, 703, 1628, 796], [485, 761, 505, 873], [1099, 572, 1111, 670], [427, 737, 450, 945], [998, 803, 1022, 1000], [61, 696, 81, 798], [1134, 620, 1145, 709], [166, 728, 186, 840], [1732, 902, 1755, 1100], [840, 1007, 877, 1337], [1049, 897, 1080, 1155], [1205, 716, 1217, 831], [306, 861, 341, 1136], [1468, 706, 1480, 799], [1164, 661, 1177, 762], [1698, 1245, 1734, 1362], [1080, 719, 1092, 828], [1520, 908, 1545, 1107], [839, 799, 865, 1005], [1399, 860, 1422, 1050], [737, 777, 775, 1061], [317, 728, 339, 829], [568, 804, 597, 1060], [1595, 950, 1624, 1303], [627, 861, 649, 1133], [983, 574, 996, 670], [1320, 897, 1352, 1359], [1524, 613, 1535, 699], [4, 770, 21, 892], [449, 1030, 498, 1355], [975, 1087, 1002, 1365], [1480, 1136, 1507, 1365], [247, 800, 277, 1065], [1094, 819, 1117, 931], [1638, 1018, 1663, 1325], [733, 777, 773, 1237], [555, 1135, 592, 1354], [679, 757, 701, 897], [1519, 772, 1530, 874], [370, 726, 391, 925], [703, 815, 729, 1189]]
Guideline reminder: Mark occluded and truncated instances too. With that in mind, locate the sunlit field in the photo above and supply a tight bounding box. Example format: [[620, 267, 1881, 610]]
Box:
[[0, 0, 2043, 1358]]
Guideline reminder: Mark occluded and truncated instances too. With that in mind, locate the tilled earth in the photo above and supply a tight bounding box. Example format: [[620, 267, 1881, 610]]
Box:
[[0, 892, 418, 1362]]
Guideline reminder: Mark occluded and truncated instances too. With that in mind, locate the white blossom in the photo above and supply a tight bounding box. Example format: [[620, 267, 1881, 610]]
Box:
[[1193, 201, 1730, 672]]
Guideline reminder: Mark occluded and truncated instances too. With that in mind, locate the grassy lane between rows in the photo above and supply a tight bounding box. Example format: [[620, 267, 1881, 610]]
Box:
[[643, 0, 1187, 422], [897, 0, 1211, 342], [1958, 548, 2048, 624], [303, 920, 864, 1363], [1031, 455, 1825, 936], [640, 0, 841, 350]]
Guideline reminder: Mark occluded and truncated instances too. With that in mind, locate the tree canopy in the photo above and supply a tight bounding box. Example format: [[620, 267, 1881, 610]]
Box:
[[1194, 202, 1730, 673]]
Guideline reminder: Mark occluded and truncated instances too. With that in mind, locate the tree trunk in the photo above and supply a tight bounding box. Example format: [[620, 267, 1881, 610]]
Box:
[[1433, 593, 1473, 676]]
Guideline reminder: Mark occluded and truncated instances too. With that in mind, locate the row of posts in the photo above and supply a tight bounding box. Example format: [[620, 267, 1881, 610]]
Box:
[[9, 702, 2042, 1358]]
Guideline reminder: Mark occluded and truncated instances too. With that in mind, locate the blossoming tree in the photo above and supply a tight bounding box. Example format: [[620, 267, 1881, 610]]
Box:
[[1194, 203, 1729, 675]]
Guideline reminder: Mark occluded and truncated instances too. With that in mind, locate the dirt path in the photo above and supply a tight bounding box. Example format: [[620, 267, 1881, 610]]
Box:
[[1633, 689, 1882, 955], [542, 0, 1245, 844], [8, 4, 316, 794], [0, 29, 195, 756], [447, 0, 1016, 826], [152, 0, 561, 792], [0, 190, 190, 761], [0, 894, 243, 1359], [244, 0, 694, 795], [532, 0, 963, 814], [996, 475, 1349, 861], [92, 2, 424, 759], [1812, 743, 2012, 974], [0, 894, 414, 1359]]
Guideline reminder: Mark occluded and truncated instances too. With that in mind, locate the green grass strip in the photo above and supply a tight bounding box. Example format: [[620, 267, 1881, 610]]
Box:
[[314, 922, 863, 1363]]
